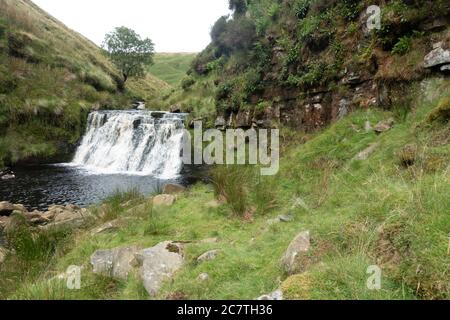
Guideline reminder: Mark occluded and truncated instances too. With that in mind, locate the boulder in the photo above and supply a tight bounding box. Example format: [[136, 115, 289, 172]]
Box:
[[90, 246, 140, 280], [0, 202, 14, 216], [136, 241, 184, 296], [90, 241, 185, 297], [153, 194, 176, 207], [197, 249, 221, 262], [424, 42, 450, 69], [374, 118, 395, 134], [281, 231, 311, 275], [257, 289, 283, 301], [163, 184, 186, 195], [197, 273, 210, 282]]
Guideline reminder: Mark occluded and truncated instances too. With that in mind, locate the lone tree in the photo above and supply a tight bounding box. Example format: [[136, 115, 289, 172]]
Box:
[[102, 27, 155, 83]]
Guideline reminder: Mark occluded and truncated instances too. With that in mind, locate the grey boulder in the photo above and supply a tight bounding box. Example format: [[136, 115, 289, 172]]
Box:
[[424, 42, 450, 68], [281, 231, 311, 275], [90, 246, 140, 280], [136, 241, 184, 297]]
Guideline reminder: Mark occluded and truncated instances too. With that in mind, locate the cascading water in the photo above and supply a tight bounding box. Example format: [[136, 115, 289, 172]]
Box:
[[72, 110, 186, 179]]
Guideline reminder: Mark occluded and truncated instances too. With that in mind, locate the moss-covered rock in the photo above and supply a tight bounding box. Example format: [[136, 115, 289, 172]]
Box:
[[426, 96, 450, 124], [281, 273, 313, 300]]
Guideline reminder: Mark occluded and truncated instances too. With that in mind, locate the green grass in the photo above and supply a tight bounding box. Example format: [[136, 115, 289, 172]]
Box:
[[1, 78, 449, 300], [147, 53, 197, 87]]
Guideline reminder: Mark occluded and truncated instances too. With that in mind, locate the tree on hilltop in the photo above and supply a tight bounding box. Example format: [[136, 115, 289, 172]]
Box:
[[103, 27, 155, 83]]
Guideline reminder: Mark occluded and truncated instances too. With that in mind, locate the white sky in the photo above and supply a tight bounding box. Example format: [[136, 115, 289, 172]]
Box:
[[32, 0, 230, 52]]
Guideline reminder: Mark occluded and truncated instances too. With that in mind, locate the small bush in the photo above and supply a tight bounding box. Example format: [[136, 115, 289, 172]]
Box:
[[294, 0, 311, 19], [392, 36, 412, 55], [181, 76, 196, 91]]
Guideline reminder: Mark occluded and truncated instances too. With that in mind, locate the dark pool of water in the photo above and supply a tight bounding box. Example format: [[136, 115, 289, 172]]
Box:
[[0, 164, 206, 211]]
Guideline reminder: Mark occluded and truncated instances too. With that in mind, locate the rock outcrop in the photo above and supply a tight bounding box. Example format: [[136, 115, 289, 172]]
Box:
[[136, 241, 184, 297], [0, 202, 92, 232], [39, 205, 92, 231], [281, 231, 311, 275], [424, 42, 450, 69], [90, 241, 184, 297], [90, 246, 140, 280]]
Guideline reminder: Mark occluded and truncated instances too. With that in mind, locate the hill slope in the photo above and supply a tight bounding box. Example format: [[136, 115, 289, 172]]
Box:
[[147, 53, 197, 87], [0, 0, 168, 166]]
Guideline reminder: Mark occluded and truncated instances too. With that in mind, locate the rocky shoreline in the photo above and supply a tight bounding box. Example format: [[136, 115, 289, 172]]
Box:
[[0, 183, 202, 297]]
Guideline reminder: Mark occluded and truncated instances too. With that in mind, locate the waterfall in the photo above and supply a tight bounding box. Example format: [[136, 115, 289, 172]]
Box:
[[72, 110, 186, 179]]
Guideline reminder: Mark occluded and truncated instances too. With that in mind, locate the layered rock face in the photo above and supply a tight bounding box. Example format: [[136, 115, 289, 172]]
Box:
[[190, 1, 450, 132]]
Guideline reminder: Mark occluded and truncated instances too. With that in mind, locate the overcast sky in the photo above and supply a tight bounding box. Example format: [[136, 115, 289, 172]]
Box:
[[32, 0, 230, 52]]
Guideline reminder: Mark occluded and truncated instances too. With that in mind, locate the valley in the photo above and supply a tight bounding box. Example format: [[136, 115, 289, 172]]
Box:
[[0, 0, 449, 301]]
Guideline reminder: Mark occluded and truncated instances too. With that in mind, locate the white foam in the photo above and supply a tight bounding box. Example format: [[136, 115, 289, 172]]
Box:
[[71, 110, 186, 179]]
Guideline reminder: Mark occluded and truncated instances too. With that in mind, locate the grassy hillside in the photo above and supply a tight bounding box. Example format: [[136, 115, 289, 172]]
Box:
[[1, 77, 448, 300], [0, 0, 168, 167], [147, 53, 196, 87]]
